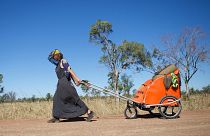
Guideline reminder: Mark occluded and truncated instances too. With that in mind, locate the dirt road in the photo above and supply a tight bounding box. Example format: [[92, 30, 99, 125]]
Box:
[[0, 109, 210, 136]]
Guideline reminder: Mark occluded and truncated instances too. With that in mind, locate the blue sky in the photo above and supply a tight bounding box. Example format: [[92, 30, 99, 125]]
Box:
[[0, 0, 210, 98]]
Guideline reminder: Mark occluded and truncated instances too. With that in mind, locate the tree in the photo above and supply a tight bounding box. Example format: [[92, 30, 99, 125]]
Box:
[[0, 74, 3, 93], [0, 74, 17, 103], [0, 74, 4, 102], [31, 95, 36, 102], [81, 83, 91, 99], [118, 74, 134, 96], [150, 48, 170, 73], [153, 27, 210, 98], [0, 91, 16, 103], [0, 94, 7, 103], [81, 82, 100, 99], [46, 93, 52, 101], [202, 85, 210, 94], [6, 91, 16, 102], [118, 41, 152, 71], [89, 20, 152, 103]]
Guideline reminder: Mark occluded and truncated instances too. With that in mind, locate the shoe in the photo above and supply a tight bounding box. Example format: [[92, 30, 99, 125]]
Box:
[[47, 118, 60, 123], [86, 111, 94, 122]]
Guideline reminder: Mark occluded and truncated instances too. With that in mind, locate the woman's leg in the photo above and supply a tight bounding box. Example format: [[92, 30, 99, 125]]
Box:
[[76, 99, 89, 113], [76, 99, 94, 122]]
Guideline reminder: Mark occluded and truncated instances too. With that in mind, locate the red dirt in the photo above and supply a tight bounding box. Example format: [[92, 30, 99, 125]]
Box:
[[0, 109, 210, 136]]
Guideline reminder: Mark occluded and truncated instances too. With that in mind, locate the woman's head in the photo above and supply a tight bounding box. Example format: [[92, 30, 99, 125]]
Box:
[[52, 49, 63, 60], [48, 49, 63, 65]]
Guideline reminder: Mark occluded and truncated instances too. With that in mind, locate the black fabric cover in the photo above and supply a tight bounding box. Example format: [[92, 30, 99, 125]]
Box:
[[164, 76, 172, 90], [52, 62, 88, 119], [152, 64, 178, 80]]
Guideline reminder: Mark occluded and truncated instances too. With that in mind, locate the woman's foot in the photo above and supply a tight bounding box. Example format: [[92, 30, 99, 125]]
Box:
[[86, 111, 94, 122], [47, 118, 60, 123]]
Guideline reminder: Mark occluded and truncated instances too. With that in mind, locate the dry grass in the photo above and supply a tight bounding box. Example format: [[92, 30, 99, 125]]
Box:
[[0, 98, 127, 120], [0, 101, 52, 120], [83, 98, 127, 116], [0, 94, 210, 120], [182, 94, 210, 111]]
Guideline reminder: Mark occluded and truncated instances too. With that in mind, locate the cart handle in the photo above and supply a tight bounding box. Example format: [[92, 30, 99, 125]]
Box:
[[80, 80, 137, 102]]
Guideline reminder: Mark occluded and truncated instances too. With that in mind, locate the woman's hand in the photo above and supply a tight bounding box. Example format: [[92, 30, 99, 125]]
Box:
[[80, 80, 91, 88], [75, 80, 81, 86], [84, 82, 90, 88]]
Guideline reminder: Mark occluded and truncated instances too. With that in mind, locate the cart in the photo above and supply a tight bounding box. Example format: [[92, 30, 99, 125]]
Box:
[[81, 64, 182, 119]]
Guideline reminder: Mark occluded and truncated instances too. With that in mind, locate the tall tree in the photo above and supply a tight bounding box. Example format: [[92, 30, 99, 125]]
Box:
[[153, 27, 210, 98], [118, 74, 134, 96], [89, 20, 152, 102]]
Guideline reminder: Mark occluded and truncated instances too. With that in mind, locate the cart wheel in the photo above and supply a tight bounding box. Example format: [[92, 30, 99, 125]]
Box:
[[158, 96, 182, 119], [124, 106, 137, 119]]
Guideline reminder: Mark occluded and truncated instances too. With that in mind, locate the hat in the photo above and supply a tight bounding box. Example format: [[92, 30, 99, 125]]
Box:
[[51, 49, 61, 56]]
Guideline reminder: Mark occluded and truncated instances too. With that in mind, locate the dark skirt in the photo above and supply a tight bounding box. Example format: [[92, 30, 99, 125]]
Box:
[[53, 77, 88, 119]]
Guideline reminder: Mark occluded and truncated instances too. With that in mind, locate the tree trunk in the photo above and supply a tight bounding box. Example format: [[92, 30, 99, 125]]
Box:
[[185, 81, 190, 100], [127, 89, 130, 96], [114, 70, 120, 105]]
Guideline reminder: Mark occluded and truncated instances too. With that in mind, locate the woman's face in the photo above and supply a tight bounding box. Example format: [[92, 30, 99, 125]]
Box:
[[53, 54, 60, 61]]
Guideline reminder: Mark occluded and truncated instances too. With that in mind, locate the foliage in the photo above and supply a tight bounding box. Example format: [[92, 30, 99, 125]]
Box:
[[0, 74, 3, 93], [0, 91, 16, 103], [89, 20, 113, 45], [182, 85, 210, 95], [46, 93, 53, 101], [81, 82, 101, 98], [0, 74, 4, 102], [118, 40, 152, 71], [89, 20, 152, 102], [201, 85, 210, 94], [118, 74, 134, 96]]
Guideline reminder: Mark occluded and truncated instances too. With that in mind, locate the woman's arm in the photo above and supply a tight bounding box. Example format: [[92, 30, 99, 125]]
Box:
[[67, 67, 81, 86]]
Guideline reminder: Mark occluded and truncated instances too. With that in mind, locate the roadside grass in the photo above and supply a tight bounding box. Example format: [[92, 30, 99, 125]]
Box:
[[0, 94, 209, 120], [182, 94, 210, 110]]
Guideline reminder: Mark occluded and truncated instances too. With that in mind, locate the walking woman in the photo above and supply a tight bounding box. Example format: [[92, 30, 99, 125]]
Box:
[[47, 49, 94, 123]]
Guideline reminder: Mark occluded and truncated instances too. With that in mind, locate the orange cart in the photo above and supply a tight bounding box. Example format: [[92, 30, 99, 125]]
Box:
[[81, 64, 182, 119]]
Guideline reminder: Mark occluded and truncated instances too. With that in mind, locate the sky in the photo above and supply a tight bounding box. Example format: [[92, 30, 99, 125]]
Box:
[[0, 0, 210, 98]]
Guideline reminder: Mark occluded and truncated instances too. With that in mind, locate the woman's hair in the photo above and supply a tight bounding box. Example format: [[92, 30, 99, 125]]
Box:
[[59, 53, 63, 60], [48, 49, 63, 66]]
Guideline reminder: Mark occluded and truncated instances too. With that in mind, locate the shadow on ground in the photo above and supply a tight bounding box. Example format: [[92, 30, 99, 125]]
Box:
[[136, 113, 180, 119], [137, 113, 162, 119], [60, 117, 97, 122]]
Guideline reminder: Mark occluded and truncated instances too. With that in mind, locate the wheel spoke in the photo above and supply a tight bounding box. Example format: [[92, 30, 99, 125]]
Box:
[[163, 106, 168, 113], [172, 107, 175, 115], [128, 108, 132, 113]]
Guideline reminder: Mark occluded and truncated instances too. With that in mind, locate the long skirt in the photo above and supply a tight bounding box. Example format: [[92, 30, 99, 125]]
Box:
[[53, 77, 88, 119]]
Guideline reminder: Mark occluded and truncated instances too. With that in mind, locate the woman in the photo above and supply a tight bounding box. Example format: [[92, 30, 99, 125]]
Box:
[[48, 49, 94, 123]]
